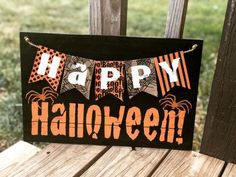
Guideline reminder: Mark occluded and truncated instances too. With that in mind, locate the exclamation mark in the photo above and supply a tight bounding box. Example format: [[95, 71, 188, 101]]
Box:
[[167, 110, 176, 143], [176, 111, 186, 145]]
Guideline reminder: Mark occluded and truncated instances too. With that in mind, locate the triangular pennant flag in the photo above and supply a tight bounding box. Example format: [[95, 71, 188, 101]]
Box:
[[125, 58, 158, 98], [60, 55, 95, 99], [28, 46, 66, 91], [95, 61, 125, 101], [154, 51, 191, 96]]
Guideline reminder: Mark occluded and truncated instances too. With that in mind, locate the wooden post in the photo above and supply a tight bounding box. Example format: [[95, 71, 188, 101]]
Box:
[[165, 0, 189, 38], [89, 0, 128, 35], [201, 0, 236, 163]]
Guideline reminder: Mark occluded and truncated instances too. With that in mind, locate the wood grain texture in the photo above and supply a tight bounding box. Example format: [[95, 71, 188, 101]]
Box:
[[89, 0, 128, 35], [0, 141, 40, 176], [81, 146, 169, 177], [151, 150, 225, 177], [165, 0, 188, 38], [222, 163, 236, 177], [3, 144, 108, 177], [200, 0, 236, 163]]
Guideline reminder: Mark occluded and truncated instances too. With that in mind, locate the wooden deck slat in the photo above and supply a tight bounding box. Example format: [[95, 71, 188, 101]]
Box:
[[151, 150, 225, 177], [0, 141, 40, 176], [222, 163, 236, 177], [4, 144, 109, 177], [81, 146, 169, 177]]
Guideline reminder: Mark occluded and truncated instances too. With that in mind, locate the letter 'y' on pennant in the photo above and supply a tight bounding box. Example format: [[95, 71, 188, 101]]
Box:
[[28, 46, 66, 91], [95, 61, 125, 101], [154, 51, 191, 96], [60, 55, 95, 99], [125, 58, 158, 99]]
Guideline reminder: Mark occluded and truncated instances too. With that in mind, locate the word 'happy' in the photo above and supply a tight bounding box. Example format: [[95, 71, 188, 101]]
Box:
[[38, 53, 180, 89]]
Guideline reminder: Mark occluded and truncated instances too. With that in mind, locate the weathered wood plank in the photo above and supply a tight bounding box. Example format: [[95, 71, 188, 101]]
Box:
[[89, 0, 128, 35], [0, 141, 40, 176], [151, 150, 225, 177], [81, 146, 169, 177], [222, 163, 236, 177], [200, 0, 236, 163], [165, 0, 188, 38], [4, 144, 108, 177]]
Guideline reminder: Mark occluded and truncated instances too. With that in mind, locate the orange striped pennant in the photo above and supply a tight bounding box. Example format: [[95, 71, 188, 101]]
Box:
[[154, 51, 191, 96]]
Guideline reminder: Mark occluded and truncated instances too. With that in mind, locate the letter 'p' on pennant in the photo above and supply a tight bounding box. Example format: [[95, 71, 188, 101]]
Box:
[[125, 58, 158, 99], [94, 61, 125, 101], [28, 46, 67, 91], [154, 51, 191, 96]]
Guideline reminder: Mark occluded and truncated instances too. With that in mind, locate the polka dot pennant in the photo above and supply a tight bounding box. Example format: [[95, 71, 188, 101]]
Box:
[[28, 45, 67, 91]]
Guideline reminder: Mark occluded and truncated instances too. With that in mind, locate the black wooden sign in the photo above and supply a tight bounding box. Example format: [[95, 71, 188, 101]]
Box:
[[20, 32, 203, 150]]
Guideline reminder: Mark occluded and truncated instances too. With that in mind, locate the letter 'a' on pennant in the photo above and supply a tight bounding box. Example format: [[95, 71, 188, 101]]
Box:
[[125, 58, 158, 99], [154, 51, 191, 96], [28, 46, 66, 91], [95, 61, 125, 101], [60, 55, 95, 99]]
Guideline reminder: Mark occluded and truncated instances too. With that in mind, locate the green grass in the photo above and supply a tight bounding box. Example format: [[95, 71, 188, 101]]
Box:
[[0, 0, 227, 150]]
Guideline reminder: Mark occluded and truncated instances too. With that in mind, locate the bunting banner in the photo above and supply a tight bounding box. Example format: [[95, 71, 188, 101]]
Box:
[[27, 49, 191, 100], [20, 33, 203, 150], [125, 58, 158, 98], [94, 61, 125, 101], [60, 55, 95, 99]]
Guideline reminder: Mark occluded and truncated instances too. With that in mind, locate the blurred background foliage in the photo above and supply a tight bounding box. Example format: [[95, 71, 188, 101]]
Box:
[[0, 0, 227, 151]]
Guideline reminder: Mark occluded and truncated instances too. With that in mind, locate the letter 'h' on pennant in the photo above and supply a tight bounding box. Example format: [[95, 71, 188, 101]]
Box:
[[28, 46, 67, 91], [154, 51, 191, 96]]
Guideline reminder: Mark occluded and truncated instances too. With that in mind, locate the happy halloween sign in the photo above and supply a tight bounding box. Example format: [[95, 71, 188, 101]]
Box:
[[20, 32, 203, 150]]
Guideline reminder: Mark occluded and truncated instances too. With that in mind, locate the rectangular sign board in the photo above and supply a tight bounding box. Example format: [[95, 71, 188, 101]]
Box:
[[20, 32, 203, 150]]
